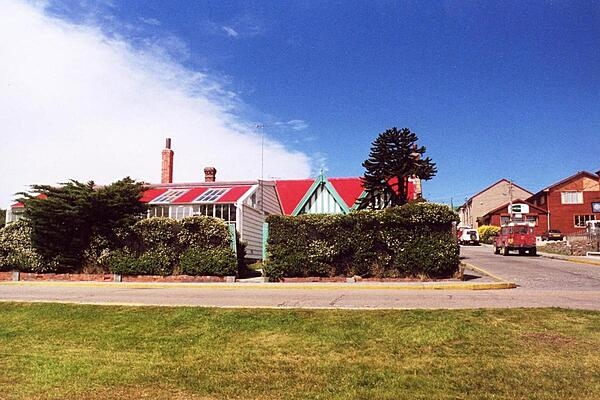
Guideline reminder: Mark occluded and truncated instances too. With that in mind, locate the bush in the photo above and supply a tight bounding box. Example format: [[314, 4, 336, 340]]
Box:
[[265, 203, 459, 280], [0, 220, 53, 272], [131, 217, 180, 250], [107, 246, 176, 276], [178, 216, 231, 250], [180, 247, 237, 276], [477, 225, 500, 244], [108, 216, 238, 276]]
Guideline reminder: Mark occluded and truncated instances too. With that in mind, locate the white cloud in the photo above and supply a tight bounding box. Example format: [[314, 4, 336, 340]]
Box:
[[139, 17, 161, 26], [286, 119, 308, 131], [0, 0, 311, 207], [222, 26, 239, 38]]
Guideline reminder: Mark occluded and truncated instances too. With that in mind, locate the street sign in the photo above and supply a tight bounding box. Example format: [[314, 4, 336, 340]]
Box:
[[510, 203, 529, 214]]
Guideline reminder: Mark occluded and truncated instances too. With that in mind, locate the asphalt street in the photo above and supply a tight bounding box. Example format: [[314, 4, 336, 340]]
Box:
[[0, 246, 599, 310]]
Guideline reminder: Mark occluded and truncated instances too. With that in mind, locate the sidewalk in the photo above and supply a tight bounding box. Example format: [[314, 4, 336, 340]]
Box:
[[537, 250, 600, 266]]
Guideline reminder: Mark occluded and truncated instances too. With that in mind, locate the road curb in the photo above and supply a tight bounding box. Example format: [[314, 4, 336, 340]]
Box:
[[0, 278, 516, 291], [462, 262, 517, 288], [538, 253, 600, 267]]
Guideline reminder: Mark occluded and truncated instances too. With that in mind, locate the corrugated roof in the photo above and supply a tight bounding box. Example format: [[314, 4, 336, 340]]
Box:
[[140, 188, 168, 203], [142, 185, 254, 204], [328, 178, 365, 208], [274, 179, 314, 215]]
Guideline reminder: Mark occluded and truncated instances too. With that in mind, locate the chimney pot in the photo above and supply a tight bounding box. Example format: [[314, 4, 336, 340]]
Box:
[[204, 166, 217, 182]]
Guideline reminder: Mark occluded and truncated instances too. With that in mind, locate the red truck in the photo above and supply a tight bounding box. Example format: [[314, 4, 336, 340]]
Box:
[[493, 223, 537, 256]]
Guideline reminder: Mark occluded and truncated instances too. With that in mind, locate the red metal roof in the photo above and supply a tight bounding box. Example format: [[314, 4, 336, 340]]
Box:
[[274, 179, 315, 215], [170, 188, 207, 203], [328, 178, 365, 208], [218, 186, 253, 203], [140, 188, 168, 203], [274, 177, 418, 215], [142, 185, 254, 204]]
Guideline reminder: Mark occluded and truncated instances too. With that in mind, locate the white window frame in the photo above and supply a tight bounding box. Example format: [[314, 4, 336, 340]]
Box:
[[561, 191, 583, 204], [574, 214, 595, 228]]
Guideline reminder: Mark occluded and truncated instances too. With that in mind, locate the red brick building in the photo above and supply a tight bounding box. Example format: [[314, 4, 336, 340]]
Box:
[[480, 199, 549, 236], [528, 171, 600, 235]]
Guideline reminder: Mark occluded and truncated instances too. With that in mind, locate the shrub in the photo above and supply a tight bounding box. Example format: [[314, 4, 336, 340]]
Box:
[[82, 234, 112, 273], [107, 245, 176, 276], [107, 216, 238, 276], [131, 217, 180, 250], [477, 225, 500, 244], [0, 220, 53, 272], [180, 247, 237, 276], [178, 216, 231, 250], [265, 203, 459, 280]]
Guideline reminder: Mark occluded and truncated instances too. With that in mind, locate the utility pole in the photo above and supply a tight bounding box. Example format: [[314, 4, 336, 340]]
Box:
[[508, 180, 513, 223], [256, 124, 265, 215]]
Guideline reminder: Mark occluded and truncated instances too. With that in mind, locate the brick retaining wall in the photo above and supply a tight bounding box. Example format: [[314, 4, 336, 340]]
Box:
[[0, 272, 235, 283]]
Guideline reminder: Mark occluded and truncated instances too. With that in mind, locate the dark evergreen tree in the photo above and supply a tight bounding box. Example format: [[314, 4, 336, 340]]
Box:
[[358, 127, 437, 209], [18, 177, 147, 271]]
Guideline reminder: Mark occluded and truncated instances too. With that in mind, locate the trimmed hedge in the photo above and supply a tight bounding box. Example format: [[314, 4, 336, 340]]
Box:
[[264, 202, 459, 280], [0, 220, 54, 272], [107, 216, 237, 276], [180, 247, 237, 276]]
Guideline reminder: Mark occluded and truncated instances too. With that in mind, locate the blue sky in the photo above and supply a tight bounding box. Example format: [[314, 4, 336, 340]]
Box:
[[1, 0, 599, 207]]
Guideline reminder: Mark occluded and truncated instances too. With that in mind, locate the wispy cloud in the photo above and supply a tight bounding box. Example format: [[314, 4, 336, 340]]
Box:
[[140, 17, 161, 26], [312, 152, 329, 175], [286, 119, 308, 131], [222, 26, 239, 38], [0, 0, 311, 206]]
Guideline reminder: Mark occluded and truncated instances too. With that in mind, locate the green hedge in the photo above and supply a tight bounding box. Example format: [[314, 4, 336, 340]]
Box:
[[0, 220, 54, 272], [180, 247, 237, 276], [107, 216, 237, 276], [264, 202, 459, 280], [0, 216, 239, 276]]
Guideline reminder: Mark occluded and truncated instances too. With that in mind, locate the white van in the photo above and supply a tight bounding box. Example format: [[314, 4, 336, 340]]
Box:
[[458, 228, 480, 245]]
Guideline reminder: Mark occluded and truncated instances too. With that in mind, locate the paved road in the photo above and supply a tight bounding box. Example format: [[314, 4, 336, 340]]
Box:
[[461, 245, 600, 291], [0, 247, 598, 310]]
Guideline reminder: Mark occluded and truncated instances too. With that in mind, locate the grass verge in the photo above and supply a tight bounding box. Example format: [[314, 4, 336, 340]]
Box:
[[0, 303, 598, 399]]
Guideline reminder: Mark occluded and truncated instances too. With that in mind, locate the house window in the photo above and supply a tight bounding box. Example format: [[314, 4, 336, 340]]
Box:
[[500, 216, 510, 226], [173, 206, 194, 220], [539, 196, 546, 205], [574, 214, 595, 228], [194, 188, 228, 202], [561, 192, 583, 204], [151, 189, 189, 204], [148, 205, 169, 217], [526, 216, 538, 226]]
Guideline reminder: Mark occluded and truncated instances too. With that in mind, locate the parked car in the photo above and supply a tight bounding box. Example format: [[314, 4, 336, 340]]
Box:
[[493, 223, 536, 256], [541, 229, 564, 241], [457, 228, 480, 245]]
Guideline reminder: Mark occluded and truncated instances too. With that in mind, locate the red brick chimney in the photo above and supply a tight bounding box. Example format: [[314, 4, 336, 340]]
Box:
[[161, 138, 174, 184], [204, 166, 217, 182]]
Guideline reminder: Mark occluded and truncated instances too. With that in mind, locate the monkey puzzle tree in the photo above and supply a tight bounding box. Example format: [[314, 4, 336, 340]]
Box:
[[358, 127, 437, 209]]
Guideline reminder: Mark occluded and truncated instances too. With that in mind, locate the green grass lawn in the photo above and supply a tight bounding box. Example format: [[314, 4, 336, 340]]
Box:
[[0, 303, 598, 399]]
